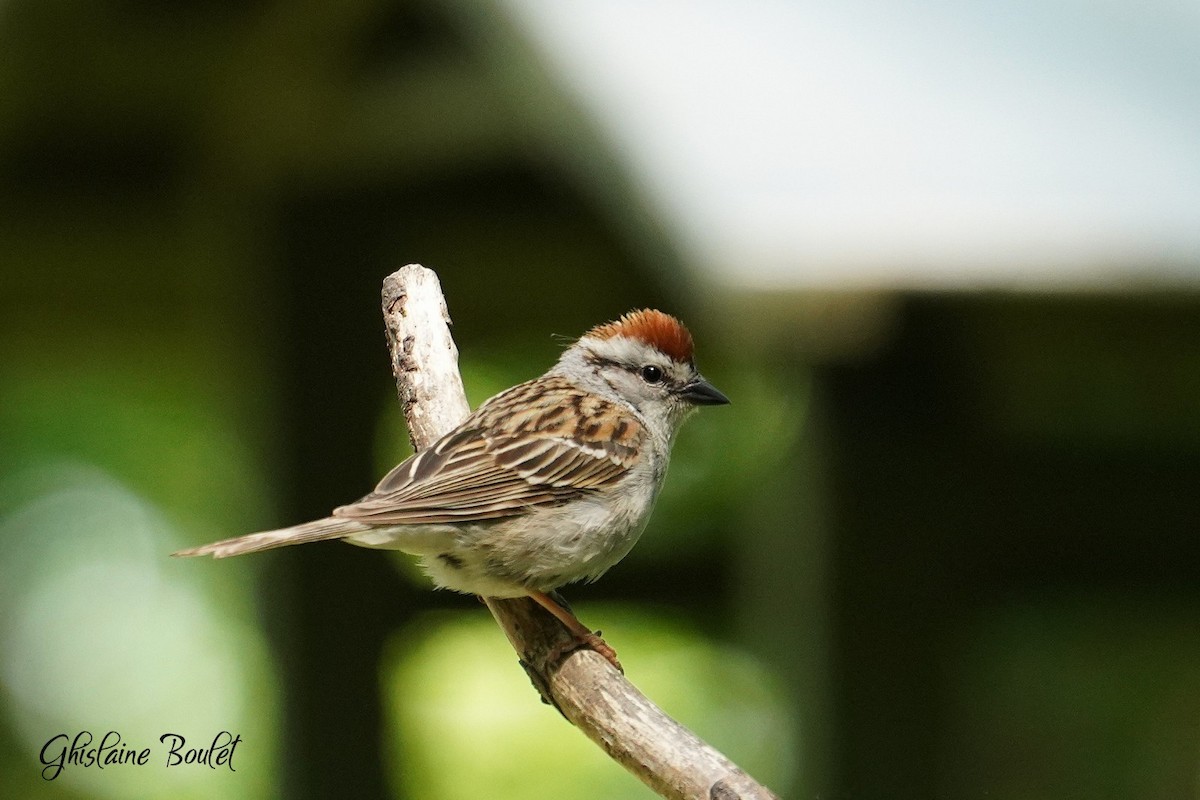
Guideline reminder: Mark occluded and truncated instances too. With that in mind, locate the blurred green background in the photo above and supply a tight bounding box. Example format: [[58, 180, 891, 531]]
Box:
[[1, 2, 1199, 799]]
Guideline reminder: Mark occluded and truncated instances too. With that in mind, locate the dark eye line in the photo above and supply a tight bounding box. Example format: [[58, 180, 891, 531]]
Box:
[[585, 355, 623, 370], [589, 353, 669, 385]]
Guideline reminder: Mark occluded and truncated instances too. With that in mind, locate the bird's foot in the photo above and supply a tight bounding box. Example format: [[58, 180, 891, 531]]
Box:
[[549, 628, 622, 673], [527, 589, 624, 673]]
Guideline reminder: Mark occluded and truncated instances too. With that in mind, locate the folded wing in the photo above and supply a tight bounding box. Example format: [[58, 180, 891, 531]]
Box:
[[333, 378, 644, 525]]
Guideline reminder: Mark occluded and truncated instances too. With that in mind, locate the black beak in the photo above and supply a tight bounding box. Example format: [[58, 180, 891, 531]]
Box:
[[680, 377, 730, 406]]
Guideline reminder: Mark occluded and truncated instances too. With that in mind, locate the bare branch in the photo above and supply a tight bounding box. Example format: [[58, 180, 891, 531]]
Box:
[[381, 264, 780, 800], [382, 266, 472, 448]]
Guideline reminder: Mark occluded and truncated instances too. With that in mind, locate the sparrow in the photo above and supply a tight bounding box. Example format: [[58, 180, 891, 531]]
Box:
[[174, 309, 729, 668]]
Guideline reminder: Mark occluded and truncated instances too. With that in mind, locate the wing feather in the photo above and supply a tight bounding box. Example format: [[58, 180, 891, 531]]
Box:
[[333, 377, 644, 525]]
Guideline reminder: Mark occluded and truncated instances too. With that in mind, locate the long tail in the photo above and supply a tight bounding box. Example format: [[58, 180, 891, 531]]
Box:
[[172, 517, 374, 559]]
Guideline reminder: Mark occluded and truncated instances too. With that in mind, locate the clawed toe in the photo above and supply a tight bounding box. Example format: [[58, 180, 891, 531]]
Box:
[[581, 630, 623, 672], [548, 630, 622, 673]]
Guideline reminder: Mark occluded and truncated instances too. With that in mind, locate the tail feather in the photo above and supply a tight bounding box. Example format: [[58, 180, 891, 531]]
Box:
[[172, 517, 373, 559]]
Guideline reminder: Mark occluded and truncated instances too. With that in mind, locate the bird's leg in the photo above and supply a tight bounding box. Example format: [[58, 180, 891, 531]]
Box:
[[547, 589, 572, 614], [527, 589, 623, 673]]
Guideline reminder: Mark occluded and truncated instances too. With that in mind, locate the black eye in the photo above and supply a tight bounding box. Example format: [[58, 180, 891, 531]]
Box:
[[639, 365, 663, 384]]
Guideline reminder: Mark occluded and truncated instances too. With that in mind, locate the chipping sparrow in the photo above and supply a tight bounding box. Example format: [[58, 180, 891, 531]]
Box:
[[175, 309, 728, 668]]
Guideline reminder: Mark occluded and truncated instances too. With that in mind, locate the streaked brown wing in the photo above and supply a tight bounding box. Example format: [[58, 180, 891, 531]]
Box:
[[332, 377, 644, 525]]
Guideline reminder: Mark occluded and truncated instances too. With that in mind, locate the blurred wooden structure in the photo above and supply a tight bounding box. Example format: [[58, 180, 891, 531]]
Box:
[[3, 2, 1199, 799]]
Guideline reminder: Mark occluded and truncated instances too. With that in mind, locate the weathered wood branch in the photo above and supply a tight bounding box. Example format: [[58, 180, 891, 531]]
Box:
[[381, 264, 779, 800]]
